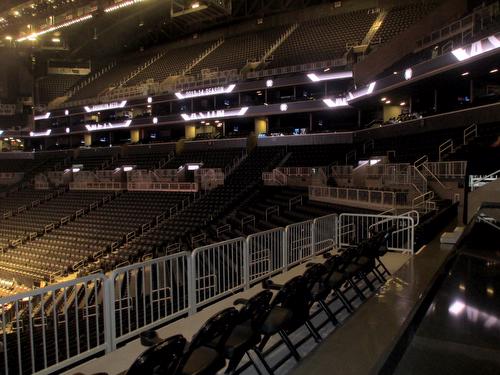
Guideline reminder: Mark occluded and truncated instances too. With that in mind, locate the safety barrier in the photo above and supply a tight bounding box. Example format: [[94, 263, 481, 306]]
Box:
[[127, 181, 198, 192], [309, 186, 397, 209], [108, 253, 190, 350], [0, 273, 108, 375], [338, 213, 416, 253], [0, 212, 416, 374], [190, 238, 247, 310], [424, 161, 467, 179]]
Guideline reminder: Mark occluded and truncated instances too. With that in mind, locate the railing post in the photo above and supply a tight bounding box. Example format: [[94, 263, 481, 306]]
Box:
[[103, 276, 115, 352], [282, 229, 288, 272], [187, 254, 197, 316], [243, 240, 250, 290], [311, 219, 317, 256]]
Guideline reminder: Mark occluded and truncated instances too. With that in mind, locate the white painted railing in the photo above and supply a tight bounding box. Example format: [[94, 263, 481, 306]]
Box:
[[309, 186, 397, 208], [0, 273, 108, 375], [127, 181, 198, 192], [424, 161, 467, 179], [108, 252, 190, 350], [469, 169, 500, 191], [0, 212, 416, 374], [69, 181, 124, 191], [338, 213, 416, 253], [464, 123, 477, 145]]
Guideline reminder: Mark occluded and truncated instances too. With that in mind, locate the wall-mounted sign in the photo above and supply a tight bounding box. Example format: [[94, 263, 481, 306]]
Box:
[[307, 71, 353, 82], [84, 101, 127, 113], [323, 98, 349, 108], [34, 112, 51, 121], [175, 84, 236, 99], [452, 34, 500, 61], [30, 129, 52, 137], [180, 107, 248, 121], [85, 120, 132, 131]]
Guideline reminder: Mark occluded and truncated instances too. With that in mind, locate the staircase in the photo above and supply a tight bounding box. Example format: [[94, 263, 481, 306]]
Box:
[[120, 50, 168, 86], [257, 23, 299, 69], [182, 38, 224, 76], [359, 9, 388, 51], [63, 61, 117, 102]]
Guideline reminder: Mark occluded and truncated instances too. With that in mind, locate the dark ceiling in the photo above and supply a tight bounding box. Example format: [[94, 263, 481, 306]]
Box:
[[1, 0, 332, 60]]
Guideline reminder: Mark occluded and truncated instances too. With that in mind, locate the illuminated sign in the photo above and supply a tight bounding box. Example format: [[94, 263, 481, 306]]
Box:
[[34, 112, 51, 121], [85, 120, 132, 131], [181, 107, 248, 121], [30, 129, 52, 137], [347, 81, 376, 101], [452, 34, 500, 61], [84, 101, 127, 113], [323, 98, 349, 108], [307, 71, 353, 82], [404, 68, 413, 80], [175, 84, 236, 99]]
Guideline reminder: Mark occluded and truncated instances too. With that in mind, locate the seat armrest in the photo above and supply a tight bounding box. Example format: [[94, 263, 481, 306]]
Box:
[[262, 279, 283, 290], [234, 298, 249, 306]]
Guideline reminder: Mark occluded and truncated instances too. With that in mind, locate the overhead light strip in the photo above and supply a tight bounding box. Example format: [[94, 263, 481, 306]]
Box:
[[84, 101, 127, 113], [105, 0, 147, 13], [181, 107, 248, 121], [85, 120, 132, 131], [17, 15, 93, 42], [175, 84, 236, 99], [307, 71, 353, 82]]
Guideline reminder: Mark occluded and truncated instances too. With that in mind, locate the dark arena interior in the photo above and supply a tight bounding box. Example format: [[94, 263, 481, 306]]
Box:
[[0, 0, 499, 374]]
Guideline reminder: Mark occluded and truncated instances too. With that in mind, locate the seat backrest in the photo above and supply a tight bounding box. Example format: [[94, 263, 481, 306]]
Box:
[[126, 334, 186, 375], [302, 264, 328, 294], [238, 290, 273, 328], [188, 307, 239, 351], [271, 276, 310, 324]]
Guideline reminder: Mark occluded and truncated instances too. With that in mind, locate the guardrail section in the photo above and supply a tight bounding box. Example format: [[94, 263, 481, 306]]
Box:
[[0, 274, 107, 375], [108, 253, 190, 350]]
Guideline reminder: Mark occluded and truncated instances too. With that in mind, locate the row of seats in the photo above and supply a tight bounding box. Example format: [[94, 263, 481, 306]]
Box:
[[190, 26, 288, 76], [54, 3, 437, 103], [267, 9, 377, 68], [37, 74, 81, 104], [116, 228, 393, 375], [0, 191, 189, 282], [0, 191, 113, 279], [372, 3, 438, 45], [81, 147, 285, 274], [125, 41, 214, 86]]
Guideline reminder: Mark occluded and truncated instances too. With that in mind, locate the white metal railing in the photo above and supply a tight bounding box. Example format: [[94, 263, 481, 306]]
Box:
[[470, 169, 500, 191], [265, 205, 280, 221], [262, 169, 287, 186], [69, 181, 123, 191], [286, 220, 313, 267], [108, 252, 189, 350], [313, 214, 337, 254], [288, 195, 303, 211], [438, 139, 454, 161], [412, 191, 436, 213], [331, 165, 353, 177], [424, 161, 467, 179], [0, 212, 417, 373], [247, 228, 285, 283], [338, 213, 416, 253], [127, 181, 198, 192], [366, 163, 410, 179], [464, 123, 477, 145], [0, 273, 107, 375], [309, 186, 398, 208], [190, 238, 247, 310]]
